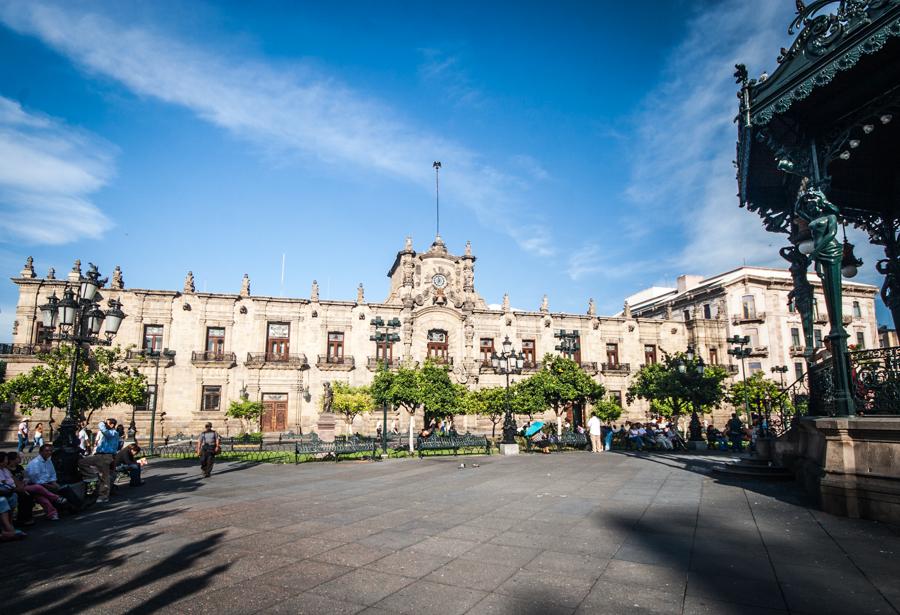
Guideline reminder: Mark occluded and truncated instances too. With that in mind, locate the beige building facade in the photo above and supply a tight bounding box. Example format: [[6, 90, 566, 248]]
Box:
[[0, 243, 881, 439]]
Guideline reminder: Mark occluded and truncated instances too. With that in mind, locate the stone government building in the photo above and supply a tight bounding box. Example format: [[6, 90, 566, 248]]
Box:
[[1, 236, 880, 439]]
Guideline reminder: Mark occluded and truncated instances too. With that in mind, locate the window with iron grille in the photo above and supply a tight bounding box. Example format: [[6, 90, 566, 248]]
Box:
[[856, 331, 865, 349], [143, 325, 164, 352], [522, 339, 536, 365], [791, 328, 801, 347], [201, 385, 221, 411], [644, 344, 657, 365], [606, 343, 619, 365], [206, 327, 225, 355], [327, 331, 344, 361], [480, 338, 494, 365]]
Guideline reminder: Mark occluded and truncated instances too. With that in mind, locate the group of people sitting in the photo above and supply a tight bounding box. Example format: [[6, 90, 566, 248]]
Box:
[[418, 417, 459, 441], [619, 420, 687, 451], [1, 416, 147, 541]]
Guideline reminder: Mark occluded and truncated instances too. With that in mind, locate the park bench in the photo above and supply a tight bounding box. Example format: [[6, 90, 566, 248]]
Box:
[[294, 438, 378, 462], [525, 431, 588, 452], [416, 434, 491, 457]]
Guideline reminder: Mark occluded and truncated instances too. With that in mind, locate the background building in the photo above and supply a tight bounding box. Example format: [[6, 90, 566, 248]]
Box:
[[0, 244, 880, 439]]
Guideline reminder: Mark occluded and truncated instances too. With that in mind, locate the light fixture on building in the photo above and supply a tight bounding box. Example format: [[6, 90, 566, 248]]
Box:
[[791, 219, 815, 256], [841, 240, 863, 278]]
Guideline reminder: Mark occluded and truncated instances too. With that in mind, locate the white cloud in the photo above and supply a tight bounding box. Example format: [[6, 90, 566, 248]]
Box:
[[418, 48, 483, 108], [622, 0, 795, 275], [0, 96, 114, 244], [0, 2, 551, 255]]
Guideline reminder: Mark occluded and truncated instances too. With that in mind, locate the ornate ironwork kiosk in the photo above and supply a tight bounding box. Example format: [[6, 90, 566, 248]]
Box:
[[735, 0, 900, 523]]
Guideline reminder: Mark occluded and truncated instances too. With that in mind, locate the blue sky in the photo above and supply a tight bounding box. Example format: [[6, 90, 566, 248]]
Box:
[[0, 0, 890, 341]]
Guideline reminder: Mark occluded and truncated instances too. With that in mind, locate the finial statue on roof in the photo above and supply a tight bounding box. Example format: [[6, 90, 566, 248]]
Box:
[[20, 257, 35, 279], [587, 298, 596, 316], [240, 273, 251, 297], [540, 294, 549, 313], [465, 241, 472, 257], [68, 259, 82, 282], [405, 236, 413, 252], [46, 267, 55, 280], [357, 283, 365, 304], [184, 271, 195, 294], [623, 300, 632, 319], [110, 266, 123, 289], [311, 279, 320, 302], [502, 292, 510, 312]]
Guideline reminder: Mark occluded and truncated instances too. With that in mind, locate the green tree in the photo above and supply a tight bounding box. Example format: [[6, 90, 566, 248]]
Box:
[[460, 386, 508, 438], [524, 355, 605, 435], [726, 372, 791, 420], [592, 398, 624, 423], [627, 352, 727, 431], [0, 345, 147, 424], [328, 381, 374, 434], [371, 362, 423, 452], [226, 399, 265, 434], [419, 360, 462, 422]]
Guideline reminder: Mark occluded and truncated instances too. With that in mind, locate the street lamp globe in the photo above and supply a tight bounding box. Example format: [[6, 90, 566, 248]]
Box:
[[502, 335, 512, 354], [696, 357, 705, 376], [59, 288, 78, 327], [86, 305, 106, 335], [104, 300, 126, 335], [80, 264, 102, 303], [40, 293, 59, 328]]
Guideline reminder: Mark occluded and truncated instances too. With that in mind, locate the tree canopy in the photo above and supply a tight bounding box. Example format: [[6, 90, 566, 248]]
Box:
[[627, 352, 727, 424], [0, 345, 147, 421], [460, 386, 507, 437], [525, 355, 605, 434], [328, 381, 374, 433], [226, 399, 265, 434], [726, 372, 791, 419]]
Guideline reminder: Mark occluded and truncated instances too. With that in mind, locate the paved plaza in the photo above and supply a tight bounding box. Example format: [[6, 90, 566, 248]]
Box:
[[4, 452, 899, 615]]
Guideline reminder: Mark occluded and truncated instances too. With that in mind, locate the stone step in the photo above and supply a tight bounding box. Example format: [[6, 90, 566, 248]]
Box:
[[712, 462, 794, 480]]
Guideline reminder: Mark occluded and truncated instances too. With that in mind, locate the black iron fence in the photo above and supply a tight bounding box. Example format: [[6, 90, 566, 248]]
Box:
[[807, 346, 900, 415]]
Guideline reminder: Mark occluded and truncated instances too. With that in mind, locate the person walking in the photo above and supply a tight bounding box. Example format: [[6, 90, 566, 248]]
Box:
[[196, 422, 220, 478], [16, 419, 29, 453], [587, 413, 603, 454], [726, 413, 744, 453], [78, 418, 120, 503]]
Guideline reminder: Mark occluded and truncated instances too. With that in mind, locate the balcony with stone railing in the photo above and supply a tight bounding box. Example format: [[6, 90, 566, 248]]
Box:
[[521, 361, 540, 373], [367, 357, 399, 371], [789, 345, 807, 357], [580, 361, 599, 375], [712, 363, 740, 375], [191, 351, 237, 368], [246, 352, 309, 369], [317, 354, 355, 371], [600, 362, 631, 375], [0, 343, 53, 357], [732, 312, 766, 325], [748, 346, 768, 357], [814, 314, 828, 325]]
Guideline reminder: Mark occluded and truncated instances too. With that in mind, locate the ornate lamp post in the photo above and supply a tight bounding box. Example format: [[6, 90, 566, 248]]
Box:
[[39, 263, 126, 483], [676, 345, 707, 444], [491, 336, 524, 447], [148, 348, 176, 454], [370, 316, 401, 454], [727, 335, 752, 425]]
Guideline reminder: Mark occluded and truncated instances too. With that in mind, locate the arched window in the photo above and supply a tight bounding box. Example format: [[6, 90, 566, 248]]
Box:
[[427, 329, 449, 362]]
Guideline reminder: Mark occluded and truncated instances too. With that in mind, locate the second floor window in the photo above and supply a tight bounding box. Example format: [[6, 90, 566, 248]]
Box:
[[201, 385, 221, 411], [788, 297, 796, 313], [853, 301, 862, 318], [267, 323, 289, 359], [791, 328, 801, 347], [814, 329, 823, 348], [327, 331, 345, 361], [749, 361, 762, 374], [206, 327, 225, 355], [480, 338, 494, 365], [375, 336, 393, 361], [703, 304, 712, 319], [144, 325, 163, 353], [746, 327, 759, 348], [856, 331, 866, 349], [794, 362, 804, 380], [606, 343, 619, 366], [644, 344, 657, 365], [522, 339, 536, 366], [427, 329, 449, 361], [742, 295, 756, 319], [709, 347, 718, 365]]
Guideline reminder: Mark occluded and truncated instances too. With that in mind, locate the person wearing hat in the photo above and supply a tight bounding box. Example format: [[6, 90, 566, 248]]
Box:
[[196, 423, 220, 478]]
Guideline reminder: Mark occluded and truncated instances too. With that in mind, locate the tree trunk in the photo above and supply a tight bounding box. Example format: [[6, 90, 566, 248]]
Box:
[[408, 410, 415, 453], [556, 413, 563, 436]]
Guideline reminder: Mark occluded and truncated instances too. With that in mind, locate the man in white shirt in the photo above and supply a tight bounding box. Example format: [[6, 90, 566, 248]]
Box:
[[16, 419, 29, 452], [587, 413, 603, 454]]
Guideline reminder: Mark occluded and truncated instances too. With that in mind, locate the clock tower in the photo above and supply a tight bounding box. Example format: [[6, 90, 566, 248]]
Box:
[[384, 236, 485, 309]]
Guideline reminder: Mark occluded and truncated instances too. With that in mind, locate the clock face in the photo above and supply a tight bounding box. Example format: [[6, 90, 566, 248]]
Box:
[[432, 274, 448, 289]]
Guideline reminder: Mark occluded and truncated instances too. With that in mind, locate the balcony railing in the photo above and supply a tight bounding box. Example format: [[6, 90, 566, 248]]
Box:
[[814, 314, 828, 324], [126, 349, 176, 366], [0, 343, 52, 356], [191, 351, 237, 366], [246, 352, 309, 368], [732, 312, 766, 325], [712, 363, 740, 375], [600, 362, 631, 375], [748, 346, 769, 357], [427, 356, 454, 366], [580, 361, 599, 374], [367, 357, 399, 371], [317, 355, 355, 370], [789, 345, 807, 357], [522, 361, 540, 372]]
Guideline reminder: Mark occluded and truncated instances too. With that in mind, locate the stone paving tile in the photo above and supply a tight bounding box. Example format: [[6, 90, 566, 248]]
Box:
[[775, 563, 895, 615], [256, 591, 366, 614], [408, 535, 479, 558], [425, 558, 522, 592], [266, 535, 345, 559], [495, 569, 595, 609], [372, 579, 487, 614], [459, 542, 542, 568], [308, 568, 415, 606], [311, 542, 395, 567], [600, 559, 687, 592], [369, 547, 454, 578], [576, 578, 684, 615], [523, 549, 609, 580], [685, 571, 786, 611], [260, 560, 354, 592], [358, 529, 427, 550], [171, 579, 287, 614], [467, 591, 576, 615], [681, 595, 788, 614]]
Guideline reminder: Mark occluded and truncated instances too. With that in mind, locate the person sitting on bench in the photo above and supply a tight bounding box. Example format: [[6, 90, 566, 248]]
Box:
[[115, 443, 144, 487]]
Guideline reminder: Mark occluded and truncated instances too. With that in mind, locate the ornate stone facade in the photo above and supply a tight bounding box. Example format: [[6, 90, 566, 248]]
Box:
[[1, 244, 880, 438]]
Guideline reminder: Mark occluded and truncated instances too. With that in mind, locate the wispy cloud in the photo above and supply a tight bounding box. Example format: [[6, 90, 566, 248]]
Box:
[[621, 0, 795, 274], [0, 95, 114, 244], [0, 2, 551, 254], [418, 48, 483, 108]]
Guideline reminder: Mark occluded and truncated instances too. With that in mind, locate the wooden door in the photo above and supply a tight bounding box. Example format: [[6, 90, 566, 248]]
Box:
[[262, 395, 288, 432]]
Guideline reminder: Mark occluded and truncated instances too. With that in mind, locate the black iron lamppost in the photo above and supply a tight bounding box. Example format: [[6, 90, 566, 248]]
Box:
[[148, 348, 176, 454], [39, 263, 126, 483], [370, 316, 401, 454], [676, 345, 706, 443], [491, 336, 524, 445], [727, 335, 753, 425], [769, 365, 789, 438]]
